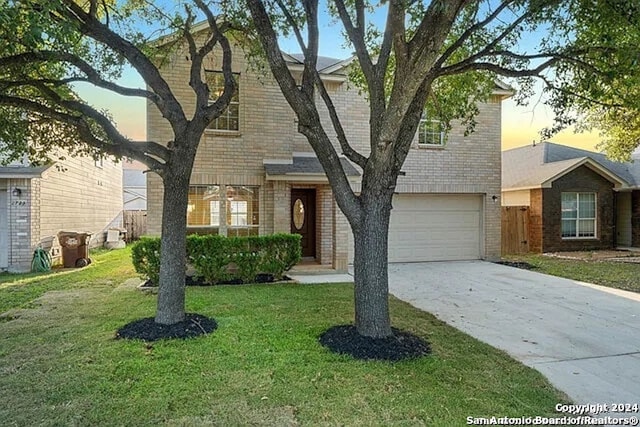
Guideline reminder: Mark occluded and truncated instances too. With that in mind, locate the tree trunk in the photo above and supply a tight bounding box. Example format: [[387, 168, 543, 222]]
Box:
[[155, 168, 191, 325], [352, 191, 394, 338]]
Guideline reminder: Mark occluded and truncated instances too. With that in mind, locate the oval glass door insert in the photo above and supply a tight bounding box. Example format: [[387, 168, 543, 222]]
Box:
[[293, 199, 305, 230]]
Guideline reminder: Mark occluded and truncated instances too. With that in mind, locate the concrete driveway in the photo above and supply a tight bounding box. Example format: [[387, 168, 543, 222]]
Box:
[[388, 261, 640, 409]]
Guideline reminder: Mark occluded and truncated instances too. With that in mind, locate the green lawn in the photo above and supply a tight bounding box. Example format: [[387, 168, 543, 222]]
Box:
[[0, 248, 569, 426], [0, 248, 137, 313], [504, 254, 640, 293]]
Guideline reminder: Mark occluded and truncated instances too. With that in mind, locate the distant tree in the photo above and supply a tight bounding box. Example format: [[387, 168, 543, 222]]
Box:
[[543, 1, 640, 161], [241, 0, 640, 339], [0, 0, 236, 325]]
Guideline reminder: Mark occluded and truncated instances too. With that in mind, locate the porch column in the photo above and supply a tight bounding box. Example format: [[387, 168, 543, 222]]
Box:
[[332, 197, 349, 272], [272, 181, 290, 233]]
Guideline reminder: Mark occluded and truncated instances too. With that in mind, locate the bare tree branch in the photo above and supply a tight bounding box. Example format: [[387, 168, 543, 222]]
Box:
[[0, 94, 165, 171], [376, 2, 396, 88], [314, 73, 368, 168], [408, 0, 469, 57], [246, 0, 361, 223], [300, 0, 319, 98], [0, 51, 158, 101], [33, 81, 171, 161], [333, 0, 375, 87], [193, 0, 236, 128], [58, 0, 188, 128], [434, 0, 517, 68], [439, 47, 612, 79], [274, 0, 307, 54], [270, 1, 366, 167], [440, 58, 560, 77]]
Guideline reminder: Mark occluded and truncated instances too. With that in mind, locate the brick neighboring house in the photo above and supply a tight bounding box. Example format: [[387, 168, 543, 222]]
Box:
[[501, 142, 640, 253], [147, 31, 510, 270], [0, 152, 123, 272]]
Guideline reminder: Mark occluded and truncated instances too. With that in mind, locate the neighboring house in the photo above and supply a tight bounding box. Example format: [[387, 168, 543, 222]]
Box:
[[122, 161, 147, 241], [147, 29, 510, 270], [123, 163, 147, 211], [0, 151, 123, 272], [502, 142, 640, 253]]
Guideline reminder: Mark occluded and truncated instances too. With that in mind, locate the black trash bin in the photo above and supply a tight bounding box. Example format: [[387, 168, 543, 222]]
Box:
[[58, 232, 92, 268]]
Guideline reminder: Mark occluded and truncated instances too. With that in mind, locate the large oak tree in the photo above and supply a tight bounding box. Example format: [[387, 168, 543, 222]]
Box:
[[242, 0, 640, 338], [0, 0, 236, 325]]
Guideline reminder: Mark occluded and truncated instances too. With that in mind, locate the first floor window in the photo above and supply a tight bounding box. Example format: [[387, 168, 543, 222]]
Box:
[[187, 185, 222, 234], [187, 185, 259, 236], [561, 192, 596, 238]]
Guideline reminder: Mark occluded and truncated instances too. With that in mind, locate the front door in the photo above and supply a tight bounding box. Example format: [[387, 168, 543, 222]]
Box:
[[0, 189, 8, 269], [291, 189, 316, 258]]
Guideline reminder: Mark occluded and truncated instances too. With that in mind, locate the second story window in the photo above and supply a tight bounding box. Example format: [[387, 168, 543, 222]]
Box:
[[205, 71, 239, 131], [418, 114, 445, 146]]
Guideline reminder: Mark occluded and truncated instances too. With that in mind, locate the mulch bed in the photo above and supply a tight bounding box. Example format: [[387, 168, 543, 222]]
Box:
[[493, 261, 537, 270], [115, 313, 217, 341], [141, 274, 291, 288], [319, 325, 431, 362]]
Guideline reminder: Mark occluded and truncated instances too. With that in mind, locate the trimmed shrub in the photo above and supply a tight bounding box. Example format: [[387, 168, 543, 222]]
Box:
[[187, 234, 231, 284], [131, 233, 302, 285], [257, 234, 302, 278], [131, 236, 161, 285]]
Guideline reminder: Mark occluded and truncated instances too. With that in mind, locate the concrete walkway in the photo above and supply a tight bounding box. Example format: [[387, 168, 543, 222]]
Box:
[[388, 261, 640, 410]]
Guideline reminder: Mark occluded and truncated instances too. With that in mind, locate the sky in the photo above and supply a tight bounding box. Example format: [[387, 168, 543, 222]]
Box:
[[75, 2, 602, 153]]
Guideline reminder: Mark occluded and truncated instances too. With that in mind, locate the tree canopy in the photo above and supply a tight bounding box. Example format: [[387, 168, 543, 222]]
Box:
[[0, 0, 235, 169]]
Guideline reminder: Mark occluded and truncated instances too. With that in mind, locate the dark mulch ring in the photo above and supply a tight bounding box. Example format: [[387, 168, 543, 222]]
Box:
[[115, 313, 217, 341], [319, 325, 431, 362], [494, 261, 537, 270]]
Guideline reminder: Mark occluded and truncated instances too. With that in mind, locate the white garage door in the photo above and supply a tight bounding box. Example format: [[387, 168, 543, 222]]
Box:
[[349, 194, 483, 263]]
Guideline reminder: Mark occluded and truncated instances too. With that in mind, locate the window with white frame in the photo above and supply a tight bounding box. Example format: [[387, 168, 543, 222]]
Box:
[[561, 192, 596, 238], [205, 71, 239, 131], [417, 115, 445, 146], [187, 185, 222, 233], [187, 185, 259, 236]]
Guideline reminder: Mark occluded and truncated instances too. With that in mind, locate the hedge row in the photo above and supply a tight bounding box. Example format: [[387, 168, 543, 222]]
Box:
[[131, 233, 302, 285]]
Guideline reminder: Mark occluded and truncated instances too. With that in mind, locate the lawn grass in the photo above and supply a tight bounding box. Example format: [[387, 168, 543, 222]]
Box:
[[0, 248, 136, 313], [504, 254, 640, 293], [0, 250, 569, 426]]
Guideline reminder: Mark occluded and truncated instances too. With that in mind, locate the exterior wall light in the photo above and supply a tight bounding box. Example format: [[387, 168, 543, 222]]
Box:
[[12, 187, 22, 197]]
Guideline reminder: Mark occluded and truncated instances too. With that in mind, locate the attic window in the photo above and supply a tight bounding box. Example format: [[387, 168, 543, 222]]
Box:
[[205, 71, 240, 131]]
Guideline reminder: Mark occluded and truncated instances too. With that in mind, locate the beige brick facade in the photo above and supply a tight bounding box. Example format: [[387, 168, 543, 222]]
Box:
[[0, 155, 123, 272], [147, 41, 504, 268]]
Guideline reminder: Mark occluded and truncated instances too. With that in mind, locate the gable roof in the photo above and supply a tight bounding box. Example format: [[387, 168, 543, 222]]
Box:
[[502, 142, 635, 191], [285, 53, 351, 74], [0, 165, 52, 179]]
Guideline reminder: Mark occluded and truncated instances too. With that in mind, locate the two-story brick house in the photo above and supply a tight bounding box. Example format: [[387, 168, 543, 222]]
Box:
[[147, 35, 509, 270], [0, 152, 123, 272]]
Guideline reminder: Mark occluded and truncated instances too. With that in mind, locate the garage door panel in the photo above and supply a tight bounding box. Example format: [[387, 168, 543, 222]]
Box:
[[391, 212, 479, 229], [348, 194, 483, 263]]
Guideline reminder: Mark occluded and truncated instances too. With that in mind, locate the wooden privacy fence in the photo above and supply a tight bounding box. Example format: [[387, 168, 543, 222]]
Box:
[[123, 210, 147, 242], [501, 206, 530, 255]]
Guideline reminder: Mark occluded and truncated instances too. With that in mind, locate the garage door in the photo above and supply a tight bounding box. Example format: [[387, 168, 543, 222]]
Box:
[[348, 194, 483, 263]]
